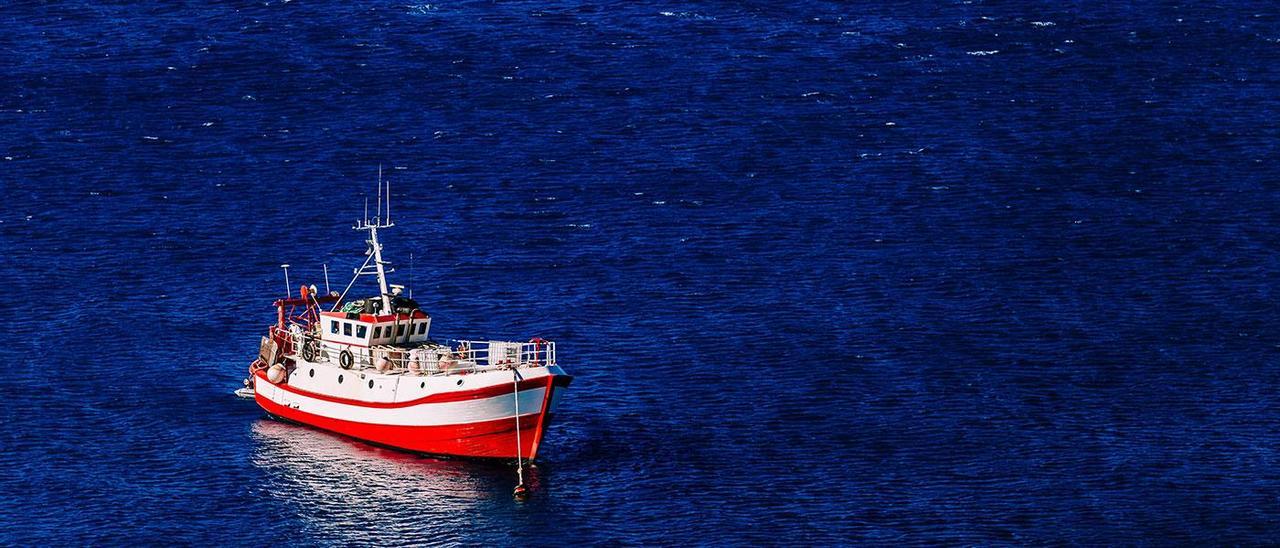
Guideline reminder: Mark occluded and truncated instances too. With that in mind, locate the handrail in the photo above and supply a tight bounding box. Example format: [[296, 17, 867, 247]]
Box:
[[279, 326, 556, 377]]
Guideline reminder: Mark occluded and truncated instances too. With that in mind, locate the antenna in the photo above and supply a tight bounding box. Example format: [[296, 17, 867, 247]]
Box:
[[351, 167, 397, 312], [364, 197, 369, 226], [281, 264, 292, 298], [322, 263, 331, 294], [348, 166, 396, 312], [409, 252, 414, 299]]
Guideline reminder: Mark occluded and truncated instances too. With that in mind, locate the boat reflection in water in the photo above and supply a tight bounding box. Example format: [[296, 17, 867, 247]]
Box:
[[250, 419, 541, 543]]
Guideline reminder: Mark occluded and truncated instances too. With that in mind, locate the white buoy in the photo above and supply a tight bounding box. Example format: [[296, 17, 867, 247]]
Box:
[[267, 364, 287, 383]]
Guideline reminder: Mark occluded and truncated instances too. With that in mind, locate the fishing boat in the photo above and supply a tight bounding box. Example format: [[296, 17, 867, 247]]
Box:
[[242, 178, 571, 463]]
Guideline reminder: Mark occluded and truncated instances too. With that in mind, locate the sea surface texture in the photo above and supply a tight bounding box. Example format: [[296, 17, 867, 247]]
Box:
[[2, 1, 1278, 544]]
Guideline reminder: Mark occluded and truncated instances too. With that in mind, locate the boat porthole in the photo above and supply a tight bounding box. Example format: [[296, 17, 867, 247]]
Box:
[[368, 380, 374, 389], [457, 379, 464, 386], [420, 382, 425, 389], [309, 369, 315, 378], [338, 374, 344, 384]]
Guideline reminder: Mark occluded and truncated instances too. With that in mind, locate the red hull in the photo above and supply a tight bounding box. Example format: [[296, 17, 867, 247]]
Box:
[[254, 377, 566, 459]]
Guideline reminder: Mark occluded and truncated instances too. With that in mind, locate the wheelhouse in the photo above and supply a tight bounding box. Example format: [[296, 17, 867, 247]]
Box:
[[319, 303, 432, 348]]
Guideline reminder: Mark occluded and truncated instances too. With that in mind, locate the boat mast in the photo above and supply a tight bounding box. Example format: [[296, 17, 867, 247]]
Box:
[[352, 168, 395, 312], [367, 224, 393, 312]]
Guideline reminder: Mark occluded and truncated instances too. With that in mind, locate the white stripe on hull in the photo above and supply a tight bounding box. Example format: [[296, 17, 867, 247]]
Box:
[[255, 379, 549, 427]]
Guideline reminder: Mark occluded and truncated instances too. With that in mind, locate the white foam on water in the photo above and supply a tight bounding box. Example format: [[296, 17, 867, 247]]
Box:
[[967, 50, 999, 56], [406, 4, 438, 16], [659, 11, 715, 21]]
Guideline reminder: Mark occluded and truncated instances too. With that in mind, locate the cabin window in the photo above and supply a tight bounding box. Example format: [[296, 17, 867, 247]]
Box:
[[373, 326, 382, 338], [356, 325, 368, 338], [344, 323, 353, 336], [330, 320, 339, 334], [417, 323, 427, 335], [397, 324, 406, 336]]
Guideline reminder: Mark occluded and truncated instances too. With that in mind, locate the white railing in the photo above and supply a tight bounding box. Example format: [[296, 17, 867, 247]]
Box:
[[450, 339, 557, 369], [281, 327, 556, 377]]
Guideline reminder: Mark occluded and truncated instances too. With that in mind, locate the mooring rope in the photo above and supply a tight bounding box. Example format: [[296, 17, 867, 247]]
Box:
[[512, 367, 527, 497]]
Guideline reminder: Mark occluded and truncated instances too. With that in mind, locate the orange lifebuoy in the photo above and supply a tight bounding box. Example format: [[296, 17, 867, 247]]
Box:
[[529, 337, 546, 365]]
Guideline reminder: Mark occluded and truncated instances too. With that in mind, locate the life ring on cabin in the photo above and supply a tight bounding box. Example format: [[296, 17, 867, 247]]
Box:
[[339, 349, 354, 370], [300, 341, 316, 362]]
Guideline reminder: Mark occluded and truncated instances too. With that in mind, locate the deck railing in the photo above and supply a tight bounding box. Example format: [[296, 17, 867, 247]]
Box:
[[278, 327, 556, 376]]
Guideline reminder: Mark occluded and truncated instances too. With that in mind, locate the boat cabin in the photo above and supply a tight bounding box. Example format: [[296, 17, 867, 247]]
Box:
[[319, 295, 432, 348]]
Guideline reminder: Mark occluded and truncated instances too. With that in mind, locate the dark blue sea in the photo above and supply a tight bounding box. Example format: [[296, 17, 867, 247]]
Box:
[[3, 1, 1279, 544]]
